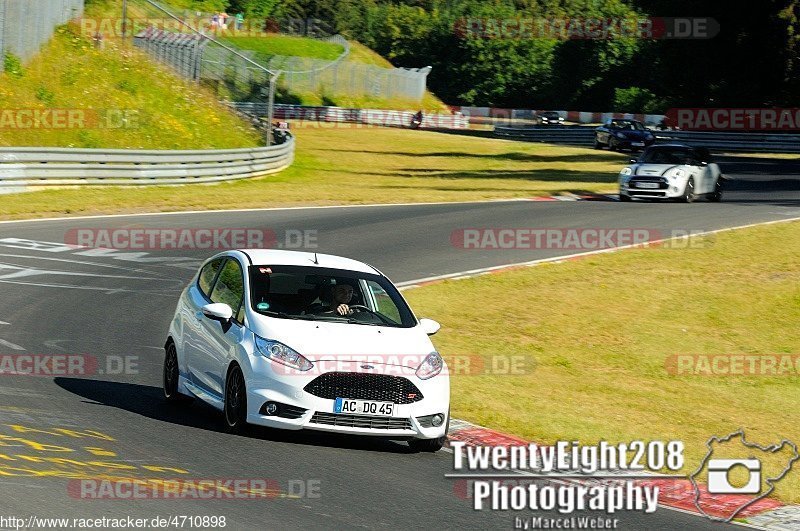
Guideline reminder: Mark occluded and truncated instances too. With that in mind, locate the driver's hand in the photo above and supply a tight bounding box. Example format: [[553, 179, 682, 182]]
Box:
[[336, 304, 351, 316]]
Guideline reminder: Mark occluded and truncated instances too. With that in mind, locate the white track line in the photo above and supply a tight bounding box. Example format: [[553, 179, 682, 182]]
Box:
[[397, 215, 800, 289], [0, 198, 539, 225]]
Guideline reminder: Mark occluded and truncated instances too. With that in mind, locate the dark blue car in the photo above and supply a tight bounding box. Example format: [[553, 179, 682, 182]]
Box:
[[594, 119, 656, 151]]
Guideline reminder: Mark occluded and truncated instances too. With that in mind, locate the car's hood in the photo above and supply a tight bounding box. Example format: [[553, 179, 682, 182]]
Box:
[[248, 315, 435, 367], [633, 164, 686, 176], [616, 130, 650, 139]]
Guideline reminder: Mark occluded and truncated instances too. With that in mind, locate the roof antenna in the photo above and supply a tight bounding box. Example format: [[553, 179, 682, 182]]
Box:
[[312, 252, 319, 264]]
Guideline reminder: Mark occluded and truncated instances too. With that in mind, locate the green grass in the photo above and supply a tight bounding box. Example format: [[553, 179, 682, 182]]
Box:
[[0, 19, 261, 149], [0, 127, 624, 219], [223, 30, 447, 109], [221, 35, 345, 61], [403, 220, 800, 504], [345, 41, 395, 68]]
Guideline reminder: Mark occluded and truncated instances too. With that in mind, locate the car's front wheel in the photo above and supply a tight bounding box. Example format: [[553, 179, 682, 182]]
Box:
[[619, 193, 632, 202], [224, 364, 248, 432], [593, 137, 603, 150], [680, 178, 696, 203], [608, 137, 619, 151]]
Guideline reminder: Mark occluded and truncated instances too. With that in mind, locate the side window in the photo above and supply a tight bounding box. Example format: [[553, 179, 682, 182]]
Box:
[[198, 258, 224, 297], [365, 280, 402, 325], [210, 259, 245, 323]]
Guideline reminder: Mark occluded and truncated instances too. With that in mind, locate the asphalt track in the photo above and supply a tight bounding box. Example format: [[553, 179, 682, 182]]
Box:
[[0, 156, 797, 529]]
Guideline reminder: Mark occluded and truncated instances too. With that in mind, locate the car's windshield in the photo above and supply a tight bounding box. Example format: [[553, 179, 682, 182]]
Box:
[[248, 265, 416, 327], [542, 112, 559, 118], [610, 120, 645, 131], [640, 147, 694, 165]]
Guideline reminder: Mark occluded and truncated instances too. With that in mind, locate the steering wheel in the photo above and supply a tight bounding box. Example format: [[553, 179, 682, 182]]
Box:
[[347, 305, 394, 325]]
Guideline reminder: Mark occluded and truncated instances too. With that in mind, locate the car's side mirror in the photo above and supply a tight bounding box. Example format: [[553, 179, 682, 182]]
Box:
[[202, 303, 233, 323], [419, 318, 441, 336], [700, 161, 708, 166], [629, 158, 637, 164]]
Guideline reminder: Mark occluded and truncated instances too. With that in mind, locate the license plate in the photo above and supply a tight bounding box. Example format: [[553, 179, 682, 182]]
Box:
[[632, 142, 645, 146], [334, 397, 394, 416], [635, 182, 659, 189]]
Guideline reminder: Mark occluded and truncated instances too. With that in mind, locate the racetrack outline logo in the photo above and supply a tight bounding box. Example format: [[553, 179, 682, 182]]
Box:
[[689, 429, 799, 522]]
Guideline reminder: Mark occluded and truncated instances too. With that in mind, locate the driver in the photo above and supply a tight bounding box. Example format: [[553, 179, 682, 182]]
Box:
[[330, 282, 356, 316]]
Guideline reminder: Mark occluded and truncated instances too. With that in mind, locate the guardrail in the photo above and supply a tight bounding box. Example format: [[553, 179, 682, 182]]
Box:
[[494, 125, 800, 153], [231, 102, 470, 130], [0, 136, 295, 187]]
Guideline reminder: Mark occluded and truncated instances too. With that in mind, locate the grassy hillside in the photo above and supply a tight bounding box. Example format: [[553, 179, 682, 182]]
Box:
[[222, 34, 345, 61], [0, 0, 262, 149], [223, 32, 447, 110]]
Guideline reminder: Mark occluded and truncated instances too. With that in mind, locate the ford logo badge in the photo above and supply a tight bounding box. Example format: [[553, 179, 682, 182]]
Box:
[[361, 364, 374, 370]]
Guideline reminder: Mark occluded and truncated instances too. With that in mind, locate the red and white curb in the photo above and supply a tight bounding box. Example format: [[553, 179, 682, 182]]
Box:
[[525, 192, 618, 202], [445, 419, 798, 529]]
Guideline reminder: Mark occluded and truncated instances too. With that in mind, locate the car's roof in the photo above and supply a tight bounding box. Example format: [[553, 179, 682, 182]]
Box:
[[235, 249, 379, 274]]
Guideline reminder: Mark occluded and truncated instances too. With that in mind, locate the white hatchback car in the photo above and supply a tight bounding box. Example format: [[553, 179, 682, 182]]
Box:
[[618, 144, 724, 202], [164, 250, 450, 451]]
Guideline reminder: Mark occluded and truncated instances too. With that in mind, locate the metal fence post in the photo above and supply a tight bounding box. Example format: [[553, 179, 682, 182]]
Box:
[[0, 0, 6, 73]]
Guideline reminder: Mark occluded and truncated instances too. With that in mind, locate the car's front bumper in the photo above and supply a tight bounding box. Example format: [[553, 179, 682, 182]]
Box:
[[242, 359, 450, 440], [620, 176, 684, 199]]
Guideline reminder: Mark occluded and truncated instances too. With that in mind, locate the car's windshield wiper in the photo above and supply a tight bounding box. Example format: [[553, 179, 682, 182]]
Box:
[[260, 310, 316, 321]]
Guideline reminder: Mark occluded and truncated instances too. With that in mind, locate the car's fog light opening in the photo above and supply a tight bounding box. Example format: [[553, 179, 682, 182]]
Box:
[[259, 401, 307, 419], [417, 413, 446, 428]]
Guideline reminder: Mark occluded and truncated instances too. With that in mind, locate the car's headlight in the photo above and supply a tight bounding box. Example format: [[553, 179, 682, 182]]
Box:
[[620, 167, 632, 176], [255, 336, 313, 371], [416, 351, 444, 380]]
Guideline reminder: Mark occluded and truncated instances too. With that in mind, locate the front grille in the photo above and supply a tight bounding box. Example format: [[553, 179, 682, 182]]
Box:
[[310, 412, 413, 430], [629, 190, 667, 197], [304, 372, 423, 404]]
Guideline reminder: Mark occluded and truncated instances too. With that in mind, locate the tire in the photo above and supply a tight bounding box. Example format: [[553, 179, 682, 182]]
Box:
[[608, 137, 618, 151], [681, 178, 696, 203], [619, 193, 632, 202], [224, 364, 248, 433], [409, 409, 449, 453], [708, 179, 723, 202], [163, 342, 190, 402], [593, 138, 602, 150]]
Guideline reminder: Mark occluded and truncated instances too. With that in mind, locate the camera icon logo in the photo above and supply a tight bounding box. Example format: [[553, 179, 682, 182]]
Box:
[[690, 430, 799, 522], [707, 459, 761, 494]]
